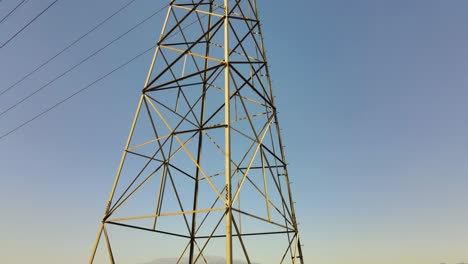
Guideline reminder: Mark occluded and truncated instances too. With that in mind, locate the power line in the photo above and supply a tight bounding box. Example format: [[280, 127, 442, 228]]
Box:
[[0, 44, 156, 141], [0, 3, 169, 118], [0, 0, 60, 48], [0, 0, 28, 25], [0, 0, 138, 97], [0, 4, 212, 140]]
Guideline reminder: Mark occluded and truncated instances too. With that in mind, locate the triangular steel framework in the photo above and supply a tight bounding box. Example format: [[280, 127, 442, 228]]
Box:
[[89, 1, 304, 263]]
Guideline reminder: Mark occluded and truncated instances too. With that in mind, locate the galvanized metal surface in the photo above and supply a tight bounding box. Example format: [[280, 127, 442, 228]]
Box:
[[90, 1, 304, 263]]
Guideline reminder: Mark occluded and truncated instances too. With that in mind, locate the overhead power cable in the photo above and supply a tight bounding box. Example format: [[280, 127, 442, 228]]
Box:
[[0, 0, 60, 48], [0, 0, 138, 96], [0, 3, 169, 118], [0, 44, 156, 141], [0, 4, 215, 141], [0, 0, 28, 25]]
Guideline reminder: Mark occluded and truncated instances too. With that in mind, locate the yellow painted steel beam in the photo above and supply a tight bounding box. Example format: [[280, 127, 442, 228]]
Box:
[[173, 4, 224, 18], [160, 45, 225, 64]]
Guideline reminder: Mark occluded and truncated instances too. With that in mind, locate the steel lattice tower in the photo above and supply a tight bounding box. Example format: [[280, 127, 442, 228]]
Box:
[[90, 1, 304, 263]]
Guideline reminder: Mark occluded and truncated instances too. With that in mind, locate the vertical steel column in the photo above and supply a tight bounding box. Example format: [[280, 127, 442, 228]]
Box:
[[224, 0, 233, 263]]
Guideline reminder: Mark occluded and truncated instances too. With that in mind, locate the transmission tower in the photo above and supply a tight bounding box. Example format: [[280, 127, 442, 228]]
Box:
[[90, 0, 304, 263]]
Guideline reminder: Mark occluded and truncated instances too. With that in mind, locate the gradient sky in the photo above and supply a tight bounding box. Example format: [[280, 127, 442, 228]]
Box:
[[1, 0, 468, 263]]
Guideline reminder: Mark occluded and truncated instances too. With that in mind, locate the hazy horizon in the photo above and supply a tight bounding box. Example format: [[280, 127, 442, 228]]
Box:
[[140, 256, 259, 264]]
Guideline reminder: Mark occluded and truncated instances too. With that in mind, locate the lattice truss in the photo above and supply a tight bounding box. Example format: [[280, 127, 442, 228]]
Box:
[[90, 0, 304, 263]]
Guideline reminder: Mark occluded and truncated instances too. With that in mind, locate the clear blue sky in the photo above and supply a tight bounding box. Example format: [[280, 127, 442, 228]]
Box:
[[1, 0, 468, 263]]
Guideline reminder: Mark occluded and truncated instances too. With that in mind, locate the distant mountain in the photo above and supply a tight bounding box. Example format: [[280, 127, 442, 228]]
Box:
[[141, 256, 259, 264]]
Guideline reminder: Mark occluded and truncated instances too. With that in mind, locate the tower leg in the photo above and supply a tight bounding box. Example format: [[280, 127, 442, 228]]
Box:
[[89, 223, 103, 264], [89, 95, 143, 263]]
